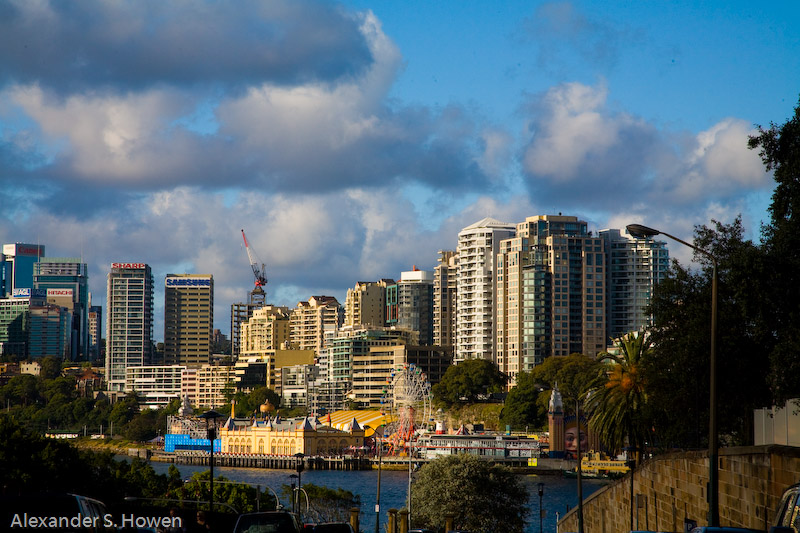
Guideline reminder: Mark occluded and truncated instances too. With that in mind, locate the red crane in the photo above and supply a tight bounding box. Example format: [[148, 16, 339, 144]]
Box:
[[241, 229, 267, 289]]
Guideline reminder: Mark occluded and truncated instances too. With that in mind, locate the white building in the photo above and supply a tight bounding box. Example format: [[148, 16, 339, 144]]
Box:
[[455, 218, 515, 363], [600, 229, 669, 340], [125, 365, 185, 409], [105, 263, 154, 392]]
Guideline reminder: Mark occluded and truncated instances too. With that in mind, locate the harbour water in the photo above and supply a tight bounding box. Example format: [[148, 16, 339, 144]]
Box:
[[148, 461, 608, 533]]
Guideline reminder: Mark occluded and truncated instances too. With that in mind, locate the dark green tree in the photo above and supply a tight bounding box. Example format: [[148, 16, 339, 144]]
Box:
[[529, 353, 604, 417], [39, 356, 63, 380], [410, 454, 529, 533], [500, 371, 545, 430], [749, 96, 800, 402], [645, 218, 771, 447], [432, 359, 507, 405]]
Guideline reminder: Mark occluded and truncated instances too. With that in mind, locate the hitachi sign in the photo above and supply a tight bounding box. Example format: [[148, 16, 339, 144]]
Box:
[[166, 277, 212, 287], [111, 263, 146, 269], [47, 289, 74, 297]]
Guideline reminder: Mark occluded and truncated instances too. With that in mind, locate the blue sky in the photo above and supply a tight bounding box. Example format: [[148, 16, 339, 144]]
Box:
[[0, 0, 798, 340]]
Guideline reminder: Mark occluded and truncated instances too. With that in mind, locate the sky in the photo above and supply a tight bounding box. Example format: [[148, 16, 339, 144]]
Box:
[[1, 0, 798, 341]]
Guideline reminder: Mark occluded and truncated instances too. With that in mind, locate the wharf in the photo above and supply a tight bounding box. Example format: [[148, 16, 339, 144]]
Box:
[[149, 450, 571, 474]]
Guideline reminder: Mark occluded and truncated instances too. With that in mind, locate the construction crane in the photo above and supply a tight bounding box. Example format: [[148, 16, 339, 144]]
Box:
[[241, 229, 267, 304]]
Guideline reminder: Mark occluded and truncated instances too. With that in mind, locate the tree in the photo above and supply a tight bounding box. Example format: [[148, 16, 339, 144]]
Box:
[[587, 331, 652, 454], [410, 454, 529, 533], [749, 97, 800, 402], [645, 218, 772, 447], [529, 353, 604, 417], [432, 359, 507, 405], [39, 356, 63, 380], [500, 371, 545, 430]]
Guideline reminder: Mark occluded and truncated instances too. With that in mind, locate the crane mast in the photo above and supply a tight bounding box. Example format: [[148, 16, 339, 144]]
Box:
[[241, 229, 267, 306]]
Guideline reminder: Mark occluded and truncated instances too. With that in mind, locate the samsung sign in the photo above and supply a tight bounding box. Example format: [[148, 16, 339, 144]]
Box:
[[166, 277, 212, 287]]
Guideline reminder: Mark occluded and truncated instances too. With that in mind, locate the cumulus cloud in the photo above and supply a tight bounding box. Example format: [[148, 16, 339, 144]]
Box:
[[521, 82, 770, 217], [0, 0, 372, 92]]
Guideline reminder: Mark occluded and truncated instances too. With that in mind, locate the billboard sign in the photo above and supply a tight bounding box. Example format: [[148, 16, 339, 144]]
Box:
[[111, 263, 146, 269], [166, 277, 212, 287], [47, 288, 74, 297], [12, 288, 47, 298]]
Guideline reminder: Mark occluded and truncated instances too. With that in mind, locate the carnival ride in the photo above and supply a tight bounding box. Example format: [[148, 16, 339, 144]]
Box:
[[381, 363, 432, 455]]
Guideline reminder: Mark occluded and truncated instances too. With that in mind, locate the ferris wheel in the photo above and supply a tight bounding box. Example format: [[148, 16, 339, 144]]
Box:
[[381, 363, 432, 455]]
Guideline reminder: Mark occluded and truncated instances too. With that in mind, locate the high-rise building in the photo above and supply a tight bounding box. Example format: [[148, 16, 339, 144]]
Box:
[[289, 296, 342, 355], [240, 306, 291, 354], [163, 274, 214, 366], [496, 215, 607, 383], [391, 269, 434, 345], [455, 218, 515, 363], [600, 229, 669, 340], [28, 303, 71, 359], [88, 305, 102, 360], [2, 243, 45, 297], [433, 250, 458, 347], [0, 289, 47, 357], [105, 262, 154, 392], [230, 301, 262, 357], [344, 280, 392, 328], [33, 257, 89, 360]]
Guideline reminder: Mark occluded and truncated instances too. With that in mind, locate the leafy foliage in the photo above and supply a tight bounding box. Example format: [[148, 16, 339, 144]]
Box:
[[529, 353, 604, 417], [749, 98, 800, 402], [500, 371, 545, 430], [645, 218, 772, 447], [410, 454, 529, 533], [432, 359, 507, 406], [587, 332, 652, 454]]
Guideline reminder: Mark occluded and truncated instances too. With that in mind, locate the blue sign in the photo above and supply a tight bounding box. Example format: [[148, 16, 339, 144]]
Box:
[[12, 288, 46, 298]]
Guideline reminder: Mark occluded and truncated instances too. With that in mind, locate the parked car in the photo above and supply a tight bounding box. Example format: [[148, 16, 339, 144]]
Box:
[[0, 492, 113, 533], [232, 511, 303, 533], [772, 481, 800, 533]]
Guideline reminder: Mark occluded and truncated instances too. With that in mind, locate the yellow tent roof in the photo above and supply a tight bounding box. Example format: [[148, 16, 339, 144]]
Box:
[[325, 410, 396, 437]]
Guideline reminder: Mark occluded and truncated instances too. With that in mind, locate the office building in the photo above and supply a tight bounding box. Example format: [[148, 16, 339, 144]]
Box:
[[88, 305, 102, 360], [600, 229, 669, 340], [433, 250, 458, 347], [125, 365, 186, 409], [328, 327, 416, 389], [34, 257, 89, 360], [105, 262, 154, 392], [28, 303, 71, 359], [455, 218, 515, 363], [0, 290, 47, 357], [290, 296, 342, 355], [1, 243, 45, 298], [164, 274, 214, 366]]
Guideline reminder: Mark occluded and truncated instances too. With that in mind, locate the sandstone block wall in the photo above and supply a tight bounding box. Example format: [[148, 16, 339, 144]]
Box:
[[558, 445, 800, 533]]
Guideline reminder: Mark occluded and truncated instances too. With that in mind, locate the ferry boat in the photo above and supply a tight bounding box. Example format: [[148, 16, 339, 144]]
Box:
[[564, 450, 630, 479], [415, 433, 545, 461]]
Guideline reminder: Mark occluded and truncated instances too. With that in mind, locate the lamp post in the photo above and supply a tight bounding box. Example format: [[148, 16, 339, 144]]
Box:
[[627, 223, 719, 526], [294, 453, 305, 516], [407, 431, 414, 530], [537, 483, 544, 533], [365, 425, 383, 533], [576, 397, 584, 533], [199, 409, 225, 516]]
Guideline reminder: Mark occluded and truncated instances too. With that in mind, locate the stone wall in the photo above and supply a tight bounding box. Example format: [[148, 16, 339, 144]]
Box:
[[558, 445, 800, 533]]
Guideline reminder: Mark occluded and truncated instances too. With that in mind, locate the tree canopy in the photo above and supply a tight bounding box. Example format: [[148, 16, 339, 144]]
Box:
[[500, 371, 546, 430], [410, 454, 529, 533], [432, 358, 507, 405]]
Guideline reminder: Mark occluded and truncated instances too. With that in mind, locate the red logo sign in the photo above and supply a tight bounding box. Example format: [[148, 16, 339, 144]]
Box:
[[111, 263, 146, 269]]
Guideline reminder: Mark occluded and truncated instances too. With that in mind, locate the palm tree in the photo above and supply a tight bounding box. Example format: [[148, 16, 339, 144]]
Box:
[[586, 331, 652, 455]]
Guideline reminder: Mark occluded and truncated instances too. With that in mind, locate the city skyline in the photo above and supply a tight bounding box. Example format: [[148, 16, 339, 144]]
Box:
[[1, 1, 798, 341]]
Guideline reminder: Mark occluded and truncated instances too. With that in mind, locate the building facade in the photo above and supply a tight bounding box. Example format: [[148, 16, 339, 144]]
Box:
[[344, 281, 391, 328], [0, 291, 47, 357], [600, 229, 669, 340], [496, 215, 607, 383], [125, 365, 186, 409], [33, 258, 89, 360], [105, 262, 155, 392], [433, 250, 458, 347], [1, 243, 45, 298], [88, 305, 102, 360], [455, 218, 515, 363], [240, 306, 291, 354], [393, 269, 434, 346], [164, 274, 214, 366], [289, 296, 342, 355]]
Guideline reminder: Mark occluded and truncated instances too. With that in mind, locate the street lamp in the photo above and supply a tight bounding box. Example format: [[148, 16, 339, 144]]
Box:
[[294, 453, 305, 516], [537, 483, 544, 533], [199, 409, 225, 516], [576, 396, 584, 533], [627, 223, 719, 526], [364, 425, 383, 533]]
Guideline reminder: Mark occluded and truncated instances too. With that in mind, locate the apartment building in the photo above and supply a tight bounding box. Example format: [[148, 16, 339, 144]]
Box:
[[433, 250, 458, 347], [289, 296, 342, 354], [163, 274, 214, 366]]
